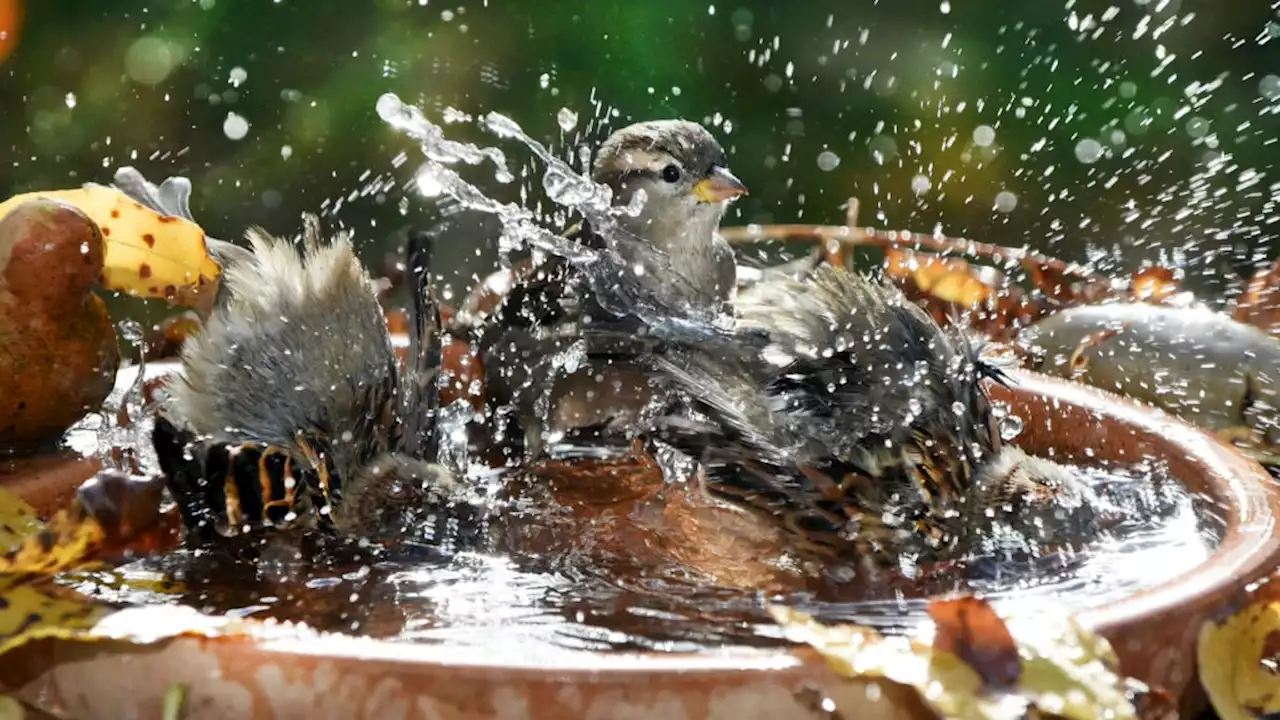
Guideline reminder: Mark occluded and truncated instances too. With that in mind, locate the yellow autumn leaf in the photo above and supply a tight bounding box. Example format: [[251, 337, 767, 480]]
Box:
[[0, 487, 113, 657], [0, 486, 267, 676], [1198, 596, 1280, 720], [0, 490, 43, 556], [0, 487, 106, 577], [883, 248, 1000, 308], [0, 185, 221, 309], [0, 577, 113, 657], [770, 604, 1136, 720]]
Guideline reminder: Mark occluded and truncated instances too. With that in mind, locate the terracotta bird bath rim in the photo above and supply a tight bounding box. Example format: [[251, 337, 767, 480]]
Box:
[[0, 365, 1276, 719]]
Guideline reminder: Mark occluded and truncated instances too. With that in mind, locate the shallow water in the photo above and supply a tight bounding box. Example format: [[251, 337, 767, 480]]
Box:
[[61, 365, 1221, 657]]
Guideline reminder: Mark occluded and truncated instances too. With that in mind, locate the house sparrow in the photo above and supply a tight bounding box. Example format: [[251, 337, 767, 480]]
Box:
[[569, 263, 1104, 571], [152, 217, 482, 547], [474, 119, 748, 462]]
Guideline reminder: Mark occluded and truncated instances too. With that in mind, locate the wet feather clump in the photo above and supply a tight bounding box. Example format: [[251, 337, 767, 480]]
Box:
[[152, 218, 482, 548]]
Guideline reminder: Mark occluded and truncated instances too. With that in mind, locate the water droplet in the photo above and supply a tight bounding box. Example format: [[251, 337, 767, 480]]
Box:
[[64, 93, 77, 109], [999, 414, 1024, 441], [1074, 138, 1104, 164], [972, 125, 996, 147], [911, 174, 932, 195], [117, 319, 144, 344], [415, 166, 445, 197], [907, 398, 923, 416], [229, 66, 247, 87], [124, 36, 182, 86], [556, 107, 578, 132], [223, 112, 250, 140], [993, 190, 1018, 213], [816, 150, 840, 171], [1260, 75, 1280, 101]]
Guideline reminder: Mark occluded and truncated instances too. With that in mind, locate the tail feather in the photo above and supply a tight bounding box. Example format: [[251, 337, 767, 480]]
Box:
[[401, 230, 442, 461]]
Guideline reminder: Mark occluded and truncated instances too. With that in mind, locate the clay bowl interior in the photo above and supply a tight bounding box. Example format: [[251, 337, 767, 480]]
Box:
[[2, 366, 1279, 719]]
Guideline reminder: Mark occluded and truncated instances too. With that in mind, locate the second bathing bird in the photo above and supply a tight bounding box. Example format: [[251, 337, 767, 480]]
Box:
[[568, 262, 1106, 570], [151, 215, 482, 547], [471, 119, 749, 462]]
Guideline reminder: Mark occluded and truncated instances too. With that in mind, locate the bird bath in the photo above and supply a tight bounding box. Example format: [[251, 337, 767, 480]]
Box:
[[0, 359, 1277, 719]]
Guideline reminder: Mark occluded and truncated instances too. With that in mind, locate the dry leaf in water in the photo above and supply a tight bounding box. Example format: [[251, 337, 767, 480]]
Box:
[[0, 471, 171, 577], [0, 185, 221, 310], [882, 248, 1033, 340], [145, 311, 203, 361], [0, 478, 259, 664], [1024, 261, 1115, 309], [1233, 259, 1280, 338], [0, 577, 113, 657], [928, 597, 1020, 688], [1197, 586, 1280, 720], [1129, 267, 1181, 305], [770, 598, 1137, 720], [884, 248, 999, 308]]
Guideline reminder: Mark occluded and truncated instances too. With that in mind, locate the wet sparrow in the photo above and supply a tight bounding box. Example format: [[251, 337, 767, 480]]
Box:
[[475, 119, 748, 462], [152, 217, 482, 546]]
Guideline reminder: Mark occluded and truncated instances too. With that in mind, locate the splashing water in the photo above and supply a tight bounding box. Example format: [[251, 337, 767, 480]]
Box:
[[376, 93, 740, 344]]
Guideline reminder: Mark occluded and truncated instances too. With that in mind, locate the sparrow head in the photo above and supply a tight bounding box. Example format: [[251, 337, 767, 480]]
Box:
[[592, 120, 747, 249]]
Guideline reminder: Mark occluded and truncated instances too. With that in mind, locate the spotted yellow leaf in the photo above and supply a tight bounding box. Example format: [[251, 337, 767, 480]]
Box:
[[770, 603, 1136, 720], [1198, 595, 1280, 720], [0, 185, 220, 309], [0, 488, 106, 577], [0, 576, 112, 657], [0, 485, 267, 680], [0, 490, 43, 556]]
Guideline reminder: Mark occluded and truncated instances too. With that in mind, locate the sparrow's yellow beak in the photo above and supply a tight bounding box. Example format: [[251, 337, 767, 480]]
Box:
[[692, 166, 748, 203]]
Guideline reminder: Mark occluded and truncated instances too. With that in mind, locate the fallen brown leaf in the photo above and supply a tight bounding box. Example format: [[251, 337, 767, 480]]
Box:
[[1233, 259, 1280, 338], [771, 597, 1137, 720], [1130, 266, 1181, 305], [928, 597, 1021, 689]]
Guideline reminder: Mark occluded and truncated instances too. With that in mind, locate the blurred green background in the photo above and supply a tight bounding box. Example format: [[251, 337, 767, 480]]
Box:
[[2, 0, 1279, 302]]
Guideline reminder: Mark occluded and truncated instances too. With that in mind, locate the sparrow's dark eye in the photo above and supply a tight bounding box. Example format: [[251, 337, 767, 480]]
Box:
[[660, 164, 681, 183]]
